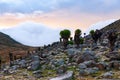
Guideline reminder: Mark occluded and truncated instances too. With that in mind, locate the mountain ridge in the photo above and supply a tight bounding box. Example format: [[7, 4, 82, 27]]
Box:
[[101, 19, 120, 32]]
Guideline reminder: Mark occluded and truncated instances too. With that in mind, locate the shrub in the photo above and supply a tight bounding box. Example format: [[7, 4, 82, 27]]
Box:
[[80, 38, 84, 44], [90, 30, 95, 35], [68, 41, 74, 45], [60, 29, 71, 39], [75, 29, 81, 35]]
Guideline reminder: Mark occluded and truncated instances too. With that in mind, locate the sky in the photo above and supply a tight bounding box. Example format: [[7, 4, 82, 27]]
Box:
[[0, 0, 120, 46], [0, 0, 120, 31]]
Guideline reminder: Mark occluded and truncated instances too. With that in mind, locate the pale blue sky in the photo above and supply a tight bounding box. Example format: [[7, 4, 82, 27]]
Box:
[[0, 0, 120, 14], [0, 0, 119, 31]]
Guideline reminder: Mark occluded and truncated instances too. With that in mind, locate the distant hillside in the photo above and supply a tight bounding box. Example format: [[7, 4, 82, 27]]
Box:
[[101, 19, 120, 32], [0, 32, 21, 46], [0, 32, 34, 51], [0, 32, 36, 62]]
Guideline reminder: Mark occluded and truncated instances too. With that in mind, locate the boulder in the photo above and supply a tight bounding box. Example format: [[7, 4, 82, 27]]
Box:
[[83, 60, 96, 67], [76, 50, 95, 64], [27, 61, 40, 71]]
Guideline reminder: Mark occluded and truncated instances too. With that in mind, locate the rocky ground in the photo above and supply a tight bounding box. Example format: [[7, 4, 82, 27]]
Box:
[[0, 40, 120, 80]]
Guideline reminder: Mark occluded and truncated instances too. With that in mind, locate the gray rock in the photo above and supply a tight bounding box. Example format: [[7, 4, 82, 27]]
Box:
[[76, 50, 95, 64], [79, 69, 86, 76], [79, 67, 99, 76], [57, 65, 67, 74], [83, 60, 96, 67], [66, 48, 79, 56], [85, 67, 99, 75], [11, 65, 19, 70], [101, 71, 114, 79], [57, 59, 65, 66], [50, 71, 73, 80], [18, 60, 26, 68], [32, 56, 40, 61], [33, 70, 42, 74], [28, 61, 40, 71], [79, 63, 87, 69]]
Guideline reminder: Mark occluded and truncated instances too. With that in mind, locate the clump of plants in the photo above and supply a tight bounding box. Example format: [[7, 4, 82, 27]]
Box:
[[90, 30, 95, 36], [68, 41, 74, 45], [80, 38, 84, 44], [74, 29, 82, 48], [60, 29, 71, 49]]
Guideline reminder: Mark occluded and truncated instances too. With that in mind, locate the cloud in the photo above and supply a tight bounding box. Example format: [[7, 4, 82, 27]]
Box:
[[0, 21, 63, 46]]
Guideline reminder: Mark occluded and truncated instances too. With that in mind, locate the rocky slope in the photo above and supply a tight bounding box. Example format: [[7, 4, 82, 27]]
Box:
[[0, 19, 120, 80], [0, 39, 120, 80], [101, 19, 120, 32]]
